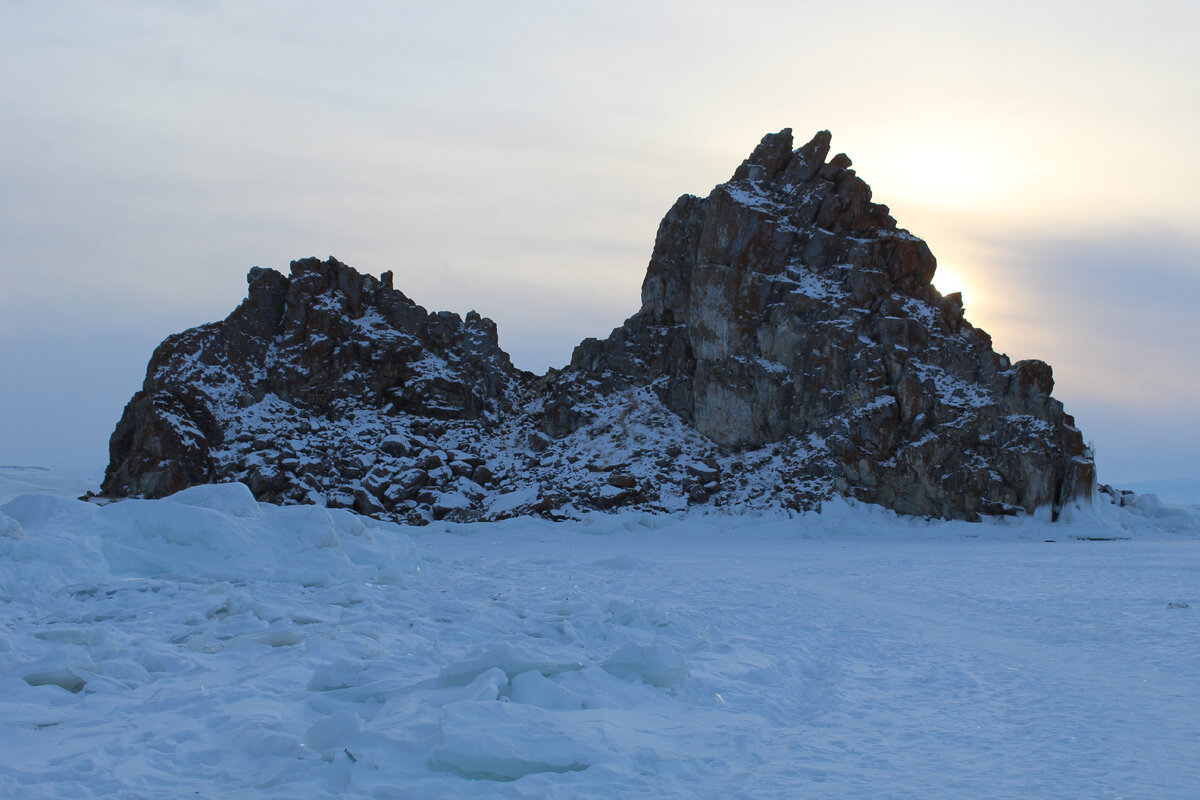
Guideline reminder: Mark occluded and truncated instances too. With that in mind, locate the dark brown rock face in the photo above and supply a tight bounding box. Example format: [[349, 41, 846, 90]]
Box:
[[104, 130, 1095, 521], [558, 129, 1093, 517], [103, 257, 524, 501]]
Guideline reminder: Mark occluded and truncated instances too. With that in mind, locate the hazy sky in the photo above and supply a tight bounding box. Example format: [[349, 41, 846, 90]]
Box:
[[2, 0, 1197, 484]]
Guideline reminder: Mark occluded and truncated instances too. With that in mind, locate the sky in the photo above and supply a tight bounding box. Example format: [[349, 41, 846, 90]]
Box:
[[1, 0, 1197, 484]]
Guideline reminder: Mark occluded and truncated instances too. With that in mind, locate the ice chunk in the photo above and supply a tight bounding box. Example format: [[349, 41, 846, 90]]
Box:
[[603, 642, 688, 689], [439, 643, 584, 686], [592, 554, 639, 570], [505, 669, 584, 710], [431, 701, 598, 781], [0, 510, 23, 539], [303, 710, 362, 762], [1129, 493, 1200, 530], [1, 493, 96, 527], [164, 482, 265, 519], [24, 668, 86, 694], [307, 659, 370, 692]]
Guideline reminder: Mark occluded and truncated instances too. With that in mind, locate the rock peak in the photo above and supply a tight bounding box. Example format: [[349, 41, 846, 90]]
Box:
[[103, 130, 1095, 522]]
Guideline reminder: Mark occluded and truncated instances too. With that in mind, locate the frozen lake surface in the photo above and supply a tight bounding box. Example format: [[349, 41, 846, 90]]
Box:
[[1, 468, 1197, 798]]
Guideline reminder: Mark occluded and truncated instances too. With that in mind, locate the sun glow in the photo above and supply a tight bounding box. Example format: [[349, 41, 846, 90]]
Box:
[[866, 131, 1030, 213], [930, 260, 969, 299]]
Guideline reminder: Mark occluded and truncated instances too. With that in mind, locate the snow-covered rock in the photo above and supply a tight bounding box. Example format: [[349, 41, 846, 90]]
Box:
[[101, 130, 1094, 522]]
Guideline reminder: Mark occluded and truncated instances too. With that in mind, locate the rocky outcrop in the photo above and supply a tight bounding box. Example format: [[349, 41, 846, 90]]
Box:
[[103, 130, 1095, 522], [552, 129, 1094, 518], [103, 258, 524, 507]]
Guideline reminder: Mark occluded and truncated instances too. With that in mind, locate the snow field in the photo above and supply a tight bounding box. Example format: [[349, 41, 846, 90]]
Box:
[[1, 476, 1198, 798]]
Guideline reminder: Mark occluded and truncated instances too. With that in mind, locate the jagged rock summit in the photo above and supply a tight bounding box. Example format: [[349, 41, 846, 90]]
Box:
[[103, 129, 1095, 522]]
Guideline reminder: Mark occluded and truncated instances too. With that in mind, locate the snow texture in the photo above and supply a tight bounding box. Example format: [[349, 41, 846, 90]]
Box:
[[1, 469, 1198, 798]]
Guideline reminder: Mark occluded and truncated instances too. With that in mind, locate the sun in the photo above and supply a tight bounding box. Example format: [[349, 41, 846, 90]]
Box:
[[931, 260, 968, 299]]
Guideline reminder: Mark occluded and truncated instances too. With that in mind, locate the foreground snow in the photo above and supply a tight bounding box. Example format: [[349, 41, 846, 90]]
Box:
[[1, 471, 1198, 798]]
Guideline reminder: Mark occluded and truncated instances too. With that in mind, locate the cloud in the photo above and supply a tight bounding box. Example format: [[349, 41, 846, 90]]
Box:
[[967, 226, 1200, 482]]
